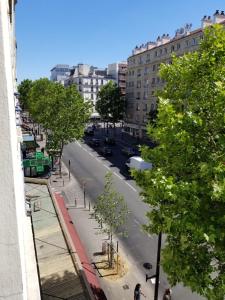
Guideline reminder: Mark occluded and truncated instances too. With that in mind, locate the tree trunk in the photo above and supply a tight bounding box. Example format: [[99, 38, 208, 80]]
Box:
[[109, 232, 114, 268]]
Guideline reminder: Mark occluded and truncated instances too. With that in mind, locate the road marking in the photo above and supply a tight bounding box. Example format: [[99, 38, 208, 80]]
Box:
[[125, 182, 138, 193], [103, 164, 111, 170], [134, 218, 140, 225], [75, 141, 138, 193], [148, 234, 154, 239], [113, 172, 123, 180]]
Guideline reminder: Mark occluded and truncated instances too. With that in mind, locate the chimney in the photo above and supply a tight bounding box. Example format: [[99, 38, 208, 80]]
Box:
[[213, 10, 225, 24], [201, 15, 213, 28], [161, 33, 171, 44]]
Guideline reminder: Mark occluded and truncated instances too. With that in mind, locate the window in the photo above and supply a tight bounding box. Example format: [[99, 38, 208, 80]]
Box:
[[155, 51, 157, 57], [144, 67, 148, 75], [177, 43, 181, 50], [143, 104, 147, 111], [151, 103, 155, 111], [171, 45, 175, 52], [136, 103, 140, 111], [143, 91, 148, 99], [192, 38, 196, 46], [146, 53, 150, 63], [152, 78, 155, 84], [159, 49, 162, 55], [152, 65, 156, 72], [137, 69, 141, 76], [185, 40, 189, 47], [137, 81, 141, 88], [136, 92, 141, 100], [164, 48, 167, 54]]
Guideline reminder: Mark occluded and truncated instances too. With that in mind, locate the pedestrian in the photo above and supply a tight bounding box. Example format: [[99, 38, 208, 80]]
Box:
[[134, 283, 146, 300], [163, 288, 172, 300]]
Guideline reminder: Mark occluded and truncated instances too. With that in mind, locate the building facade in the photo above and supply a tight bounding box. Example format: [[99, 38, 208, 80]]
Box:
[[107, 62, 127, 96], [50, 64, 71, 84], [125, 11, 225, 139], [0, 1, 40, 299], [65, 64, 115, 110]]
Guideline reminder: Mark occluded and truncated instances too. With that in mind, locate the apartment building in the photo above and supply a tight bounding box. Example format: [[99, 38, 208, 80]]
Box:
[[50, 64, 71, 84], [125, 10, 225, 139], [108, 62, 127, 96], [65, 63, 115, 110]]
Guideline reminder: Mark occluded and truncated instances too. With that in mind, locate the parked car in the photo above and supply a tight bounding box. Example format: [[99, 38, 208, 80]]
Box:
[[104, 137, 116, 145], [99, 146, 112, 156], [121, 147, 139, 157], [85, 127, 94, 136], [88, 138, 101, 147]]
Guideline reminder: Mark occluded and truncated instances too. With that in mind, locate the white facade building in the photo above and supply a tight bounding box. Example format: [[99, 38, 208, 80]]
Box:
[[65, 64, 115, 110], [0, 1, 40, 299]]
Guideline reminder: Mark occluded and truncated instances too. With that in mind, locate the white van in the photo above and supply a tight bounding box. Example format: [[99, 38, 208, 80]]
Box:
[[125, 156, 152, 171]]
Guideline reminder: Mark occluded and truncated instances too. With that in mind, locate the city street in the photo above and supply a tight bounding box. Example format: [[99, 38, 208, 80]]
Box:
[[62, 128, 205, 300]]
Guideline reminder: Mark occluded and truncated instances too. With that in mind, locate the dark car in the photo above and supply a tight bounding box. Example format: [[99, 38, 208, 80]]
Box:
[[99, 146, 112, 156], [88, 138, 101, 147], [104, 137, 116, 145], [84, 127, 94, 136], [121, 147, 139, 157]]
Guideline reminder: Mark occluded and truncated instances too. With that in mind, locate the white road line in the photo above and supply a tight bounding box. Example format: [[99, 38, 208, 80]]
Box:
[[134, 218, 140, 225], [75, 141, 138, 193], [103, 164, 111, 170], [148, 234, 154, 239], [125, 182, 138, 193], [113, 172, 123, 180]]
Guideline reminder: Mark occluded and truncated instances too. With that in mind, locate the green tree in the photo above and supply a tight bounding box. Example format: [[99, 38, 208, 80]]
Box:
[[94, 172, 129, 268], [134, 25, 225, 300], [96, 81, 124, 130], [18, 79, 33, 109], [28, 78, 91, 157]]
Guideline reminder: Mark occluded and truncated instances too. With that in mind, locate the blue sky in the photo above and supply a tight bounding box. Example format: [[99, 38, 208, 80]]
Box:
[[16, 0, 225, 82]]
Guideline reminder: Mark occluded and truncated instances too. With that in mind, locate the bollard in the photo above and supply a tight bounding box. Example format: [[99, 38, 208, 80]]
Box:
[[74, 198, 77, 207], [88, 202, 91, 211], [63, 179, 64, 187]]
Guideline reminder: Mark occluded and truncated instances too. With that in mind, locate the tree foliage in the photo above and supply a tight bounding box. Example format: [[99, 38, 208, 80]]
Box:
[[96, 81, 124, 124], [94, 172, 129, 267], [134, 25, 225, 300], [28, 78, 91, 156], [18, 79, 33, 109]]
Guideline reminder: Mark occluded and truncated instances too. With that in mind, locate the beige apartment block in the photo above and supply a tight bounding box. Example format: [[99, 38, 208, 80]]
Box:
[[125, 10, 225, 139]]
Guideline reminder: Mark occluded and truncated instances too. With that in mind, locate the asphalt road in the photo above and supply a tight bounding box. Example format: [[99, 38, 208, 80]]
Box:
[[62, 133, 162, 286]]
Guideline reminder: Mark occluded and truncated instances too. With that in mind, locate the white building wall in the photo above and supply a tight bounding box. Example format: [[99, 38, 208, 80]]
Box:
[[0, 1, 40, 299]]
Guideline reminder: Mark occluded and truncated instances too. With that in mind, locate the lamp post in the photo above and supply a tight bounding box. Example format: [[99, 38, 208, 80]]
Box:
[[146, 231, 162, 300], [82, 181, 86, 208]]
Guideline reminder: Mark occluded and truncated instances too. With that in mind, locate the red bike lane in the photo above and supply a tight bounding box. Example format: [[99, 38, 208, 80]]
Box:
[[54, 192, 107, 300]]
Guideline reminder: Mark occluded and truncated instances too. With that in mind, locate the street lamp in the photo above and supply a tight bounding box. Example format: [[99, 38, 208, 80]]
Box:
[[146, 231, 162, 300]]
